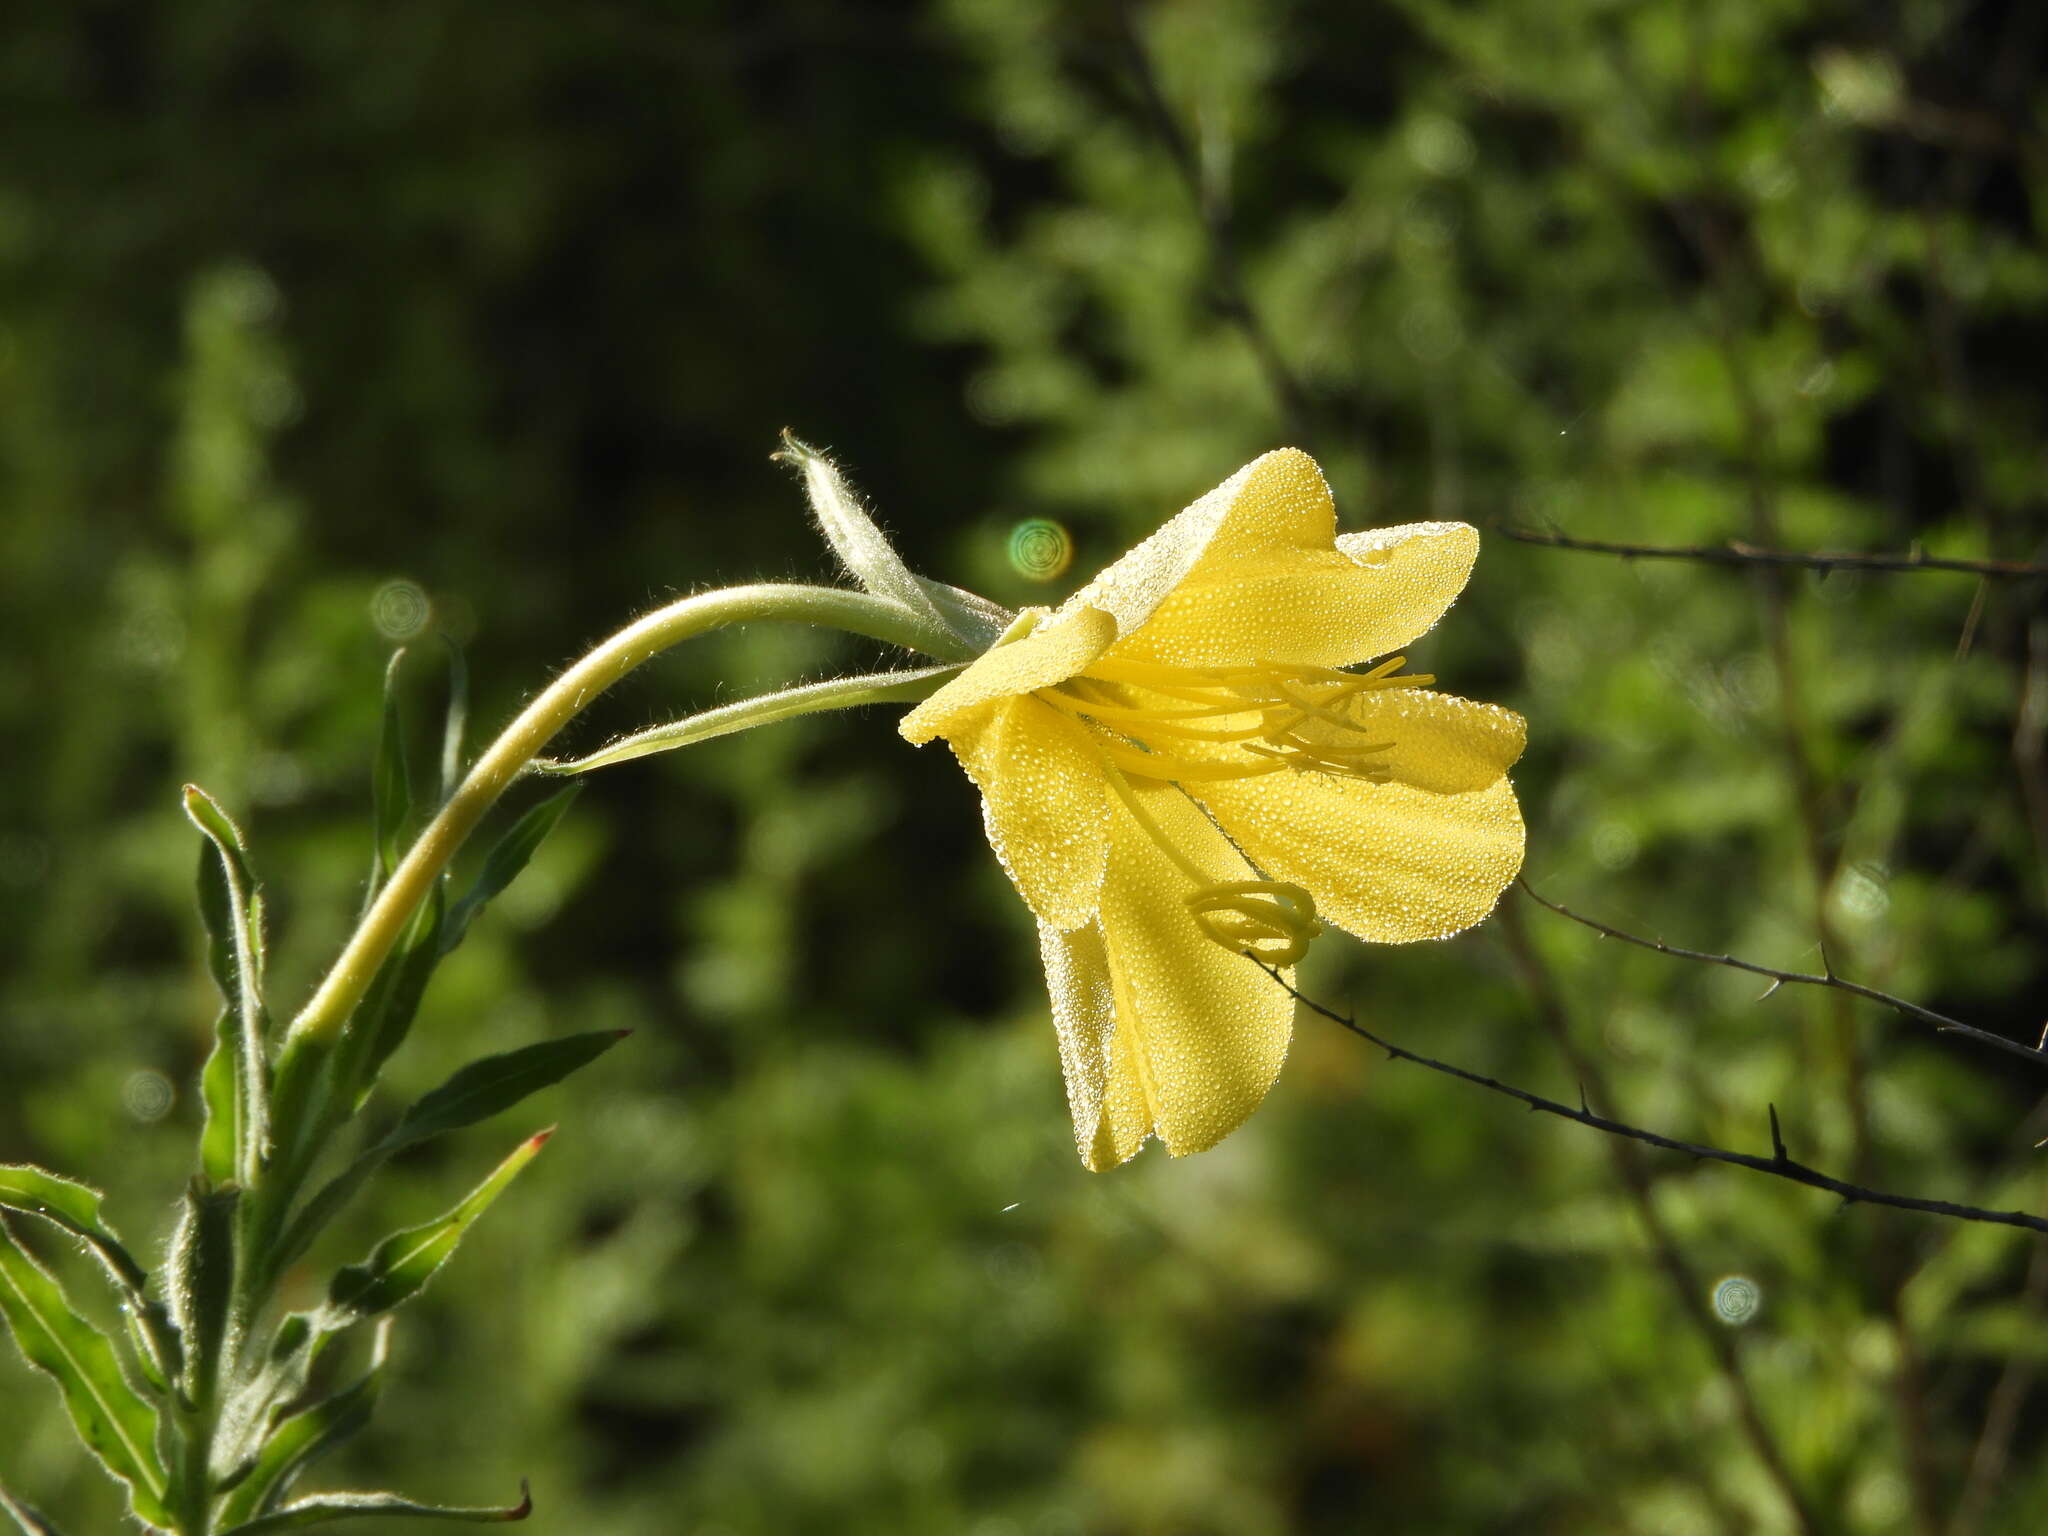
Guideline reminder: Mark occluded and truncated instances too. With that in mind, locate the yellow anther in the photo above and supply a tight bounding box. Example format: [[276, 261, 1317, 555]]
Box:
[[1185, 880, 1322, 965]]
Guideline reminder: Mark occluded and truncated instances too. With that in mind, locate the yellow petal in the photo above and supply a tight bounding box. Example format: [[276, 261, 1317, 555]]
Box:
[[1286, 688, 1526, 794], [1039, 920, 1155, 1171], [1123, 518, 1481, 669], [899, 606, 1117, 745], [1039, 780, 1295, 1168], [1050, 453, 1303, 639], [944, 697, 1108, 929], [1195, 772, 1524, 944]]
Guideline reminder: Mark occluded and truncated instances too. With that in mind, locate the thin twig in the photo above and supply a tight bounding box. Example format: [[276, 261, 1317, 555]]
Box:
[[1518, 880, 2048, 1072], [1255, 962, 2048, 1240], [1493, 524, 2048, 579], [1495, 902, 1823, 1536]]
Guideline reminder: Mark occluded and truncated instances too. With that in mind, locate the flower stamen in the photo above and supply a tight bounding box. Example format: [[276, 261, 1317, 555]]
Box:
[[1044, 654, 1430, 788]]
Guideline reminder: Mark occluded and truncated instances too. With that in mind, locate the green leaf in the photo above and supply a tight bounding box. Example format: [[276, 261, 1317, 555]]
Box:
[[352, 881, 448, 1099], [0, 1165, 180, 1390], [215, 1322, 391, 1528], [536, 665, 965, 775], [0, 1218, 170, 1525], [382, 1031, 628, 1153], [324, 1131, 551, 1324], [775, 431, 957, 643], [216, 1480, 531, 1533], [439, 786, 580, 954], [438, 633, 469, 805], [275, 1031, 626, 1273], [370, 648, 412, 888], [186, 783, 272, 1183], [199, 1009, 240, 1185]]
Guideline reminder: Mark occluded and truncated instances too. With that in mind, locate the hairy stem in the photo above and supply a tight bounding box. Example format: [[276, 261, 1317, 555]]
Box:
[[285, 583, 960, 1052]]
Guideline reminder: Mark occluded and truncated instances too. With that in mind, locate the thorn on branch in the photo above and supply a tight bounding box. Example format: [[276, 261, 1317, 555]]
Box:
[[1768, 1103, 1789, 1163]]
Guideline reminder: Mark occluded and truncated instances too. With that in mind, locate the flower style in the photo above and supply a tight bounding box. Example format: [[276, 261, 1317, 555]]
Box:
[[900, 450, 1525, 1170]]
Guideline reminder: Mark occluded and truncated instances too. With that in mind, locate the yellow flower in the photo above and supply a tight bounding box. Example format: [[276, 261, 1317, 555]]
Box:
[[901, 450, 1525, 1170]]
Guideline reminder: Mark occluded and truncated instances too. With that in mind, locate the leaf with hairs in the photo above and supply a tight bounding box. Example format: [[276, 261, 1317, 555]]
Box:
[[275, 1032, 624, 1272], [536, 666, 962, 775], [215, 1323, 391, 1527], [216, 1480, 531, 1533], [186, 784, 271, 1183], [0, 1165, 179, 1389], [0, 1219, 170, 1525], [323, 1131, 550, 1325]]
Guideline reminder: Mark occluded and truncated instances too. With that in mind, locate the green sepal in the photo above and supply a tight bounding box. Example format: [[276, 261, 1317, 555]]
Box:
[[274, 1031, 626, 1275], [536, 665, 964, 775], [913, 576, 1013, 652], [215, 1322, 391, 1528], [0, 1165, 181, 1390], [439, 785, 580, 955], [0, 1482, 65, 1536], [215, 1479, 531, 1533], [370, 648, 412, 890], [166, 1182, 240, 1405], [0, 1217, 171, 1526], [186, 784, 272, 1183], [324, 1131, 550, 1325], [775, 432, 961, 652]]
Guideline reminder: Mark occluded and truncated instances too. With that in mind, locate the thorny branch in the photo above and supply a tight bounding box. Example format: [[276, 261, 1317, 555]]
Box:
[[1517, 880, 2048, 1071], [1495, 524, 2048, 580], [1253, 963, 2048, 1240]]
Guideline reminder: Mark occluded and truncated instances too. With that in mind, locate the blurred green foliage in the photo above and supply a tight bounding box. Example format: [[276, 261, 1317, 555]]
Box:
[[2, 1, 2045, 1531]]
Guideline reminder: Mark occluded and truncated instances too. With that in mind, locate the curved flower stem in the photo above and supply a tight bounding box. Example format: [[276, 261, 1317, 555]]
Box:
[[285, 583, 964, 1053]]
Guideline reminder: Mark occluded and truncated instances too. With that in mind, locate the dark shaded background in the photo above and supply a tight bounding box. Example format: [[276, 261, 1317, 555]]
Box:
[[3, 2, 2046, 1531]]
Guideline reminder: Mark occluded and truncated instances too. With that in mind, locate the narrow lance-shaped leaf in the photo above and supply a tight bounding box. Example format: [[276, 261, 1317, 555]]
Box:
[[438, 633, 469, 806], [536, 665, 965, 775], [186, 783, 272, 1182], [214, 1321, 392, 1528], [0, 1165, 180, 1390], [350, 881, 447, 1102], [324, 1130, 551, 1325], [274, 1031, 626, 1274], [0, 1218, 171, 1526], [439, 785, 580, 955], [370, 647, 412, 891], [216, 1480, 531, 1534], [775, 431, 961, 650]]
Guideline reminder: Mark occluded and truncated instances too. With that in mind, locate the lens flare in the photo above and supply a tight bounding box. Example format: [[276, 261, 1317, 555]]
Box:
[[1007, 519, 1073, 582], [1712, 1275, 1761, 1325]]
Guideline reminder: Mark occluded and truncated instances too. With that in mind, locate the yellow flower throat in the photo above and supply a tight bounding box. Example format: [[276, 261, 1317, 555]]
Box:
[[1036, 654, 1434, 965]]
